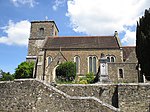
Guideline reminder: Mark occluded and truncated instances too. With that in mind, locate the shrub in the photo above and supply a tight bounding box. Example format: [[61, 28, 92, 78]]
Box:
[[56, 61, 76, 82], [86, 72, 95, 83], [78, 73, 95, 84], [14, 61, 34, 79], [79, 79, 88, 84]]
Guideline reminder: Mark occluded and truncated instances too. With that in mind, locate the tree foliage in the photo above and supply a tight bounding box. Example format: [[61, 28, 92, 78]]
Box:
[[0, 69, 14, 81], [136, 8, 150, 81], [56, 61, 76, 82], [14, 61, 34, 79]]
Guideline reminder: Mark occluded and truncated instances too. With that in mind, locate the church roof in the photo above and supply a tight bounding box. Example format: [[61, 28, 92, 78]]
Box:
[[42, 36, 120, 50], [122, 46, 136, 61]]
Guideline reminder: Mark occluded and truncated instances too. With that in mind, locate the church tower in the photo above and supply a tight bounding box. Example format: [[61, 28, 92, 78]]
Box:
[[26, 21, 59, 62]]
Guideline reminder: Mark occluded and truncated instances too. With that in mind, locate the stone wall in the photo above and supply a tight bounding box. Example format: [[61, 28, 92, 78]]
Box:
[[108, 63, 138, 83], [0, 79, 150, 112], [118, 83, 150, 112], [27, 38, 45, 56], [0, 79, 118, 112], [57, 84, 119, 108]]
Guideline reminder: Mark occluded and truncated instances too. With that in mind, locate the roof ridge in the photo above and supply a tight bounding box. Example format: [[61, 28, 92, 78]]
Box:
[[48, 36, 114, 38]]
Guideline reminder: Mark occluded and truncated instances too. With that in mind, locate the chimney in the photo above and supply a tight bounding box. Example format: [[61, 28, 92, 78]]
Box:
[[114, 31, 122, 48]]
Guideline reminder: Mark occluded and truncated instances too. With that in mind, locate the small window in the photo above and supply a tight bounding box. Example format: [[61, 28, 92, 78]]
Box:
[[74, 56, 80, 74], [106, 56, 115, 62], [107, 57, 110, 62], [48, 57, 52, 65], [118, 68, 124, 78], [111, 57, 115, 62], [39, 28, 44, 36]]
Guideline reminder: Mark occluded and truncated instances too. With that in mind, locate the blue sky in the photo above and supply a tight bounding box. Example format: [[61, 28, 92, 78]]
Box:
[[0, 0, 150, 73]]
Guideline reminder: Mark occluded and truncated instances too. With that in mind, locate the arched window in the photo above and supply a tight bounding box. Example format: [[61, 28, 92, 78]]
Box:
[[106, 55, 115, 62], [111, 56, 115, 62], [74, 56, 80, 74], [93, 57, 97, 73], [118, 68, 124, 78], [39, 28, 44, 36], [107, 57, 110, 62], [88, 56, 97, 74], [48, 56, 52, 65]]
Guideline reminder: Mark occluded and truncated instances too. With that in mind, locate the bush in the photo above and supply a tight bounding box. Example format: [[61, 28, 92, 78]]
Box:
[[86, 72, 95, 83], [56, 61, 76, 82], [78, 73, 95, 84], [14, 61, 34, 79]]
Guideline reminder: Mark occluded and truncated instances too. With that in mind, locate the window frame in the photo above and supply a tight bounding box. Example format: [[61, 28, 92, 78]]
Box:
[[88, 56, 97, 74], [74, 56, 80, 74], [39, 28, 44, 36], [47, 56, 53, 66], [118, 68, 124, 79]]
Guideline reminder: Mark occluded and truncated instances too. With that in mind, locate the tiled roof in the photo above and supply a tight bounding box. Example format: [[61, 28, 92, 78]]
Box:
[[42, 36, 120, 49], [122, 46, 136, 61]]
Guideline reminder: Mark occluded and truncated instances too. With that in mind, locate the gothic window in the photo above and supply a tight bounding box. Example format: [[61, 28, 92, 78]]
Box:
[[74, 56, 80, 74], [118, 68, 124, 78], [39, 28, 44, 36], [88, 56, 97, 74]]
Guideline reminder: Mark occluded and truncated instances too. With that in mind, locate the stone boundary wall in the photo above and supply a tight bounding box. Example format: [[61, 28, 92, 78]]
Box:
[[0, 79, 150, 112], [57, 84, 119, 108], [118, 83, 150, 112], [0, 79, 119, 112]]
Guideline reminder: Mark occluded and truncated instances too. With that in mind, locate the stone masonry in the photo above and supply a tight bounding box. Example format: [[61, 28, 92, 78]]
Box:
[[0, 79, 150, 112]]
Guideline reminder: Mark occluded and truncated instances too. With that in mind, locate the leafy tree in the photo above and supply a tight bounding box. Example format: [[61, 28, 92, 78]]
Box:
[[0, 69, 14, 81], [14, 61, 34, 79], [56, 61, 76, 82], [136, 8, 150, 81]]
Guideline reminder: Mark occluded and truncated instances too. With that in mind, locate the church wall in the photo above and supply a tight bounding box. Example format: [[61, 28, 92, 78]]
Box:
[[27, 38, 45, 56], [45, 49, 123, 76], [108, 63, 138, 83]]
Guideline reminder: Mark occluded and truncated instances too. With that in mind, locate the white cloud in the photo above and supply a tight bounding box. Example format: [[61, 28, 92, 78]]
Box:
[[0, 20, 30, 46], [66, 0, 150, 45], [52, 0, 66, 11], [11, 0, 38, 7], [121, 30, 136, 46]]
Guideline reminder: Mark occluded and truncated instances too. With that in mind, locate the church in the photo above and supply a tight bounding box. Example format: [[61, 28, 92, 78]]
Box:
[[26, 20, 138, 83]]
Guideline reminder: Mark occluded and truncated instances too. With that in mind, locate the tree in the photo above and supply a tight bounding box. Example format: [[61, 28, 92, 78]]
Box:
[[14, 61, 34, 79], [0, 69, 14, 81], [136, 8, 150, 81], [56, 61, 76, 82]]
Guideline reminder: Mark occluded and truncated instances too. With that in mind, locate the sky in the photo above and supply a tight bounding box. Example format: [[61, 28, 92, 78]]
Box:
[[0, 0, 150, 73]]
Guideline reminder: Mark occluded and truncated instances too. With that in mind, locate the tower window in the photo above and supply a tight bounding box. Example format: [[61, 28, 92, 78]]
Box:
[[39, 28, 44, 36], [118, 68, 124, 78]]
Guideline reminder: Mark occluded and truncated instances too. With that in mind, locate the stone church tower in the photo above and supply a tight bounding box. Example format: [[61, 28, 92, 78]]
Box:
[[26, 21, 59, 62]]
